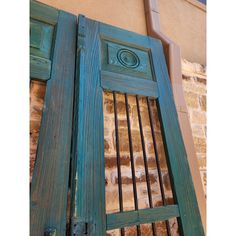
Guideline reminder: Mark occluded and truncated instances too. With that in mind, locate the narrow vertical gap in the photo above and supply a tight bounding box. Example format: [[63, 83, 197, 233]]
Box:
[[30, 80, 46, 183], [136, 95, 156, 236], [124, 93, 141, 236], [155, 100, 182, 235], [113, 91, 125, 236], [146, 97, 171, 236]]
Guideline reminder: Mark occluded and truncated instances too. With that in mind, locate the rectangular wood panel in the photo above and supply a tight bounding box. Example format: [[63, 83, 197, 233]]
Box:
[[30, 1, 58, 81], [30, 55, 51, 81], [30, 0, 58, 25], [101, 71, 158, 98]]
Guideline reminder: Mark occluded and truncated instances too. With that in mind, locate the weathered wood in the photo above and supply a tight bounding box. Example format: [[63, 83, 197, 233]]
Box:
[[100, 22, 150, 50], [150, 37, 204, 235], [106, 205, 180, 230], [101, 71, 158, 98], [30, 55, 51, 81], [30, 0, 58, 25], [30, 19, 54, 59], [30, 1, 57, 81], [30, 11, 77, 236], [71, 16, 204, 236], [101, 40, 153, 80], [70, 15, 106, 235]]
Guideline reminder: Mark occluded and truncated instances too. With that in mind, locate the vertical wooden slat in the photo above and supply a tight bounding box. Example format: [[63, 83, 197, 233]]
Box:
[[71, 16, 106, 235], [150, 37, 204, 235], [30, 11, 77, 236]]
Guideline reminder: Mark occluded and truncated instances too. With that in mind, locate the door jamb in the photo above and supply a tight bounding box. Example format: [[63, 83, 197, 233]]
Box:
[[144, 0, 206, 233]]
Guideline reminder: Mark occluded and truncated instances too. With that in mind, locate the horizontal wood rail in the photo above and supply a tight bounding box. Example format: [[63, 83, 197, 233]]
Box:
[[101, 71, 159, 98], [106, 205, 180, 230]]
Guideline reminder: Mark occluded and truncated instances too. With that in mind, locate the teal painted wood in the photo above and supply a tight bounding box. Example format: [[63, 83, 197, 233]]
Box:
[[70, 15, 106, 235], [30, 11, 77, 236], [30, 55, 51, 81], [30, 0, 58, 25], [100, 22, 150, 50], [30, 1, 58, 81], [101, 40, 153, 80], [149, 38, 205, 235], [72, 16, 204, 236], [30, 19, 54, 59], [101, 71, 158, 98], [106, 205, 180, 230]]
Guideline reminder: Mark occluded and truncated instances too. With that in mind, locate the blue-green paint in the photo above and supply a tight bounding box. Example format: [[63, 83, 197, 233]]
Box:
[[30, 10, 77, 236], [107, 205, 180, 230]]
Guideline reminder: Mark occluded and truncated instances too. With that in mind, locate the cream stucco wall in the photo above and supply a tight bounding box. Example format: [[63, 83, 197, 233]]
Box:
[[38, 0, 206, 65], [157, 0, 206, 65], [38, 0, 147, 35]]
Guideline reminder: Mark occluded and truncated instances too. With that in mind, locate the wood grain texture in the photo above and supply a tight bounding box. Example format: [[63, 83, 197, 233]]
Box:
[[100, 21, 150, 50], [101, 40, 153, 80], [30, 19, 54, 59], [71, 16, 204, 235], [106, 205, 180, 230], [30, 55, 51, 81], [30, 11, 76, 236], [150, 37, 204, 235], [101, 71, 158, 98], [30, 1, 57, 81], [30, 0, 58, 25], [70, 16, 106, 235]]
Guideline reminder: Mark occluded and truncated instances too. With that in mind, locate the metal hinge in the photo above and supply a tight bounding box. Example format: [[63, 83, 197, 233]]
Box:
[[72, 218, 88, 236], [44, 228, 56, 236]]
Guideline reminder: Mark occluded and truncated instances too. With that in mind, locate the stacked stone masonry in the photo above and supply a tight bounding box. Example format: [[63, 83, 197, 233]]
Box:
[[181, 59, 207, 195]]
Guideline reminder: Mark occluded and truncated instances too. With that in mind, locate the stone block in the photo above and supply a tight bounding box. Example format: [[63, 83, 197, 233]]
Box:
[[193, 137, 206, 153], [200, 95, 206, 111], [184, 91, 199, 109], [191, 111, 206, 124]]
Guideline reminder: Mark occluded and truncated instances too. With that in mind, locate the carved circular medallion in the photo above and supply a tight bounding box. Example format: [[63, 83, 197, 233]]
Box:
[[117, 49, 140, 68]]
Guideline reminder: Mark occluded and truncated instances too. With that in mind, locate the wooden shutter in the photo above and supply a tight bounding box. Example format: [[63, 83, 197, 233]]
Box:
[[70, 15, 204, 236], [30, 1, 76, 235]]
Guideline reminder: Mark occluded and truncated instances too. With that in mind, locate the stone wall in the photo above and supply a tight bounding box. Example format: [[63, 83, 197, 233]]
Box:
[[181, 59, 207, 194]]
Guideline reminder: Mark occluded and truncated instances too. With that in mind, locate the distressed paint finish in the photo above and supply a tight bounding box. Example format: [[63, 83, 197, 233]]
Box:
[[72, 17, 204, 235], [30, 55, 51, 81], [30, 11, 76, 236], [101, 71, 158, 98], [106, 205, 180, 230], [101, 40, 153, 80], [30, 1, 58, 81], [70, 16, 106, 235], [30, 19, 54, 59], [30, 0, 58, 25], [150, 39, 204, 235]]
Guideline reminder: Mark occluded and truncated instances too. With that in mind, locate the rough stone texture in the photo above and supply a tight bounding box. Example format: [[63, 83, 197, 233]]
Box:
[[30, 80, 46, 182], [182, 59, 207, 194]]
